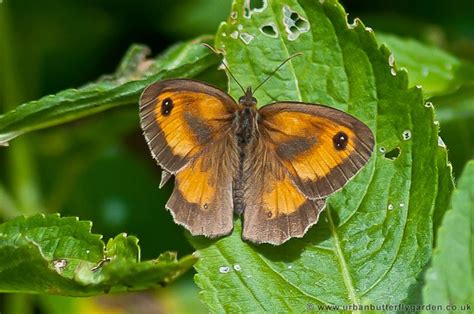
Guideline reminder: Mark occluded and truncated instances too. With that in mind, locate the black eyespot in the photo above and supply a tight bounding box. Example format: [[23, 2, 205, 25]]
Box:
[[333, 131, 349, 151], [266, 211, 273, 218], [161, 98, 173, 116]]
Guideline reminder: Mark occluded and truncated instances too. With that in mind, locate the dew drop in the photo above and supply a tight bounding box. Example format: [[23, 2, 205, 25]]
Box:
[[233, 264, 242, 271], [237, 24, 243, 31], [390, 68, 397, 76], [230, 11, 238, 19], [365, 26, 373, 33], [424, 101, 433, 108], [219, 266, 230, 274], [400, 203, 405, 208], [434, 120, 440, 126], [416, 85, 422, 89], [246, 275, 253, 278], [86, 250, 90, 254], [288, 265, 293, 269], [402, 130, 411, 141], [388, 204, 394, 211], [230, 31, 239, 39], [379, 147, 386, 153]]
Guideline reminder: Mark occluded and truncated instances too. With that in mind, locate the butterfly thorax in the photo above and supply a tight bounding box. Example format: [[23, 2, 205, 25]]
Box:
[[236, 87, 258, 145]]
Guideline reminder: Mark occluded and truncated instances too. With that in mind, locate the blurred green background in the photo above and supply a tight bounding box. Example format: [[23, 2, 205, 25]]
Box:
[[0, 0, 472, 313]]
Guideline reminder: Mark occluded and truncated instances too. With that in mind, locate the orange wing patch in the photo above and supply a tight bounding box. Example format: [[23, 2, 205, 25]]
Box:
[[152, 92, 198, 157], [262, 175, 306, 218], [152, 90, 233, 158], [174, 156, 215, 207]]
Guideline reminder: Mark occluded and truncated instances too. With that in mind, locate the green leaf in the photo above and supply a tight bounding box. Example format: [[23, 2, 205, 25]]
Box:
[[377, 33, 474, 97], [356, 32, 474, 178], [0, 36, 217, 146], [430, 85, 474, 177], [374, 33, 474, 177], [0, 214, 197, 296], [191, 0, 452, 311], [422, 160, 474, 312]]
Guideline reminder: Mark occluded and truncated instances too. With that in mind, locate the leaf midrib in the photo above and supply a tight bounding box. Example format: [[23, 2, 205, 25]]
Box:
[[326, 206, 361, 311]]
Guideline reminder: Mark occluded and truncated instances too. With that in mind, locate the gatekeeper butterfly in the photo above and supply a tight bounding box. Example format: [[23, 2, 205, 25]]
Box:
[[139, 51, 374, 245]]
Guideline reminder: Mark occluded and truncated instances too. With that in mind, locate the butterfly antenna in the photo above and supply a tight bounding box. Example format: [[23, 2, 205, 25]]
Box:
[[203, 43, 246, 94], [253, 52, 303, 93]]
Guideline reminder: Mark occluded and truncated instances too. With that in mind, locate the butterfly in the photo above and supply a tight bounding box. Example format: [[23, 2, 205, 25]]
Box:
[[139, 57, 374, 245]]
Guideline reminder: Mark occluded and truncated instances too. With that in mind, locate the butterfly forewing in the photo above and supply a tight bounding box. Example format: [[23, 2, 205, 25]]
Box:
[[258, 102, 375, 199], [139, 79, 238, 173]]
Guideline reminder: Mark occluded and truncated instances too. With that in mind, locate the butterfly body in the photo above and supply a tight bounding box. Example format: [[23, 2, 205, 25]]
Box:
[[233, 104, 255, 216], [139, 79, 374, 245]]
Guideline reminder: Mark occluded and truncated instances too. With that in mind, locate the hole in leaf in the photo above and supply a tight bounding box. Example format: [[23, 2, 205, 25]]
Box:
[[260, 24, 278, 37], [249, 0, 264, 10], [384, 147, 400, 160], [243, 6, 250, 18], [282, 6, 310, 41], [295, 19, 308, 29]]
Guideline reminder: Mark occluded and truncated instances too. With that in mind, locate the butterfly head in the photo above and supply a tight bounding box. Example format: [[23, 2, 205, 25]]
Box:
[[238, 87, 257, 108]]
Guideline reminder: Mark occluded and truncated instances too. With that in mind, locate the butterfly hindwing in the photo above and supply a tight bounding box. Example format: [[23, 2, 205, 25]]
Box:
[[139, 79, 238, 172], [167, 133, 239, 237], [259, 102, 375, 199], [242, 139, 326, 245]]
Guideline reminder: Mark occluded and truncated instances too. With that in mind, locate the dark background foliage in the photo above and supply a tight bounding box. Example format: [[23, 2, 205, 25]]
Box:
[[0, 0, 472, 312]]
